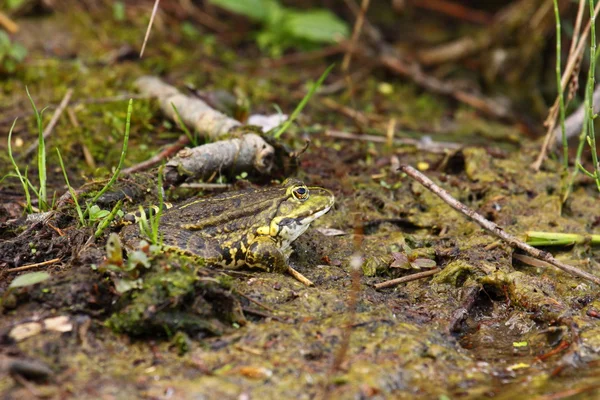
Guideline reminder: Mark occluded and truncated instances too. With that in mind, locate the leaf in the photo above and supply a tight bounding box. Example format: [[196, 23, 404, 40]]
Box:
[[9, 271, 50, 288], [283, 10, 349, 43], [209, 0, 280, 22], [114, 278, 143, 294], [390, 252, 410, 269], [7, 0, 27, 10], [106, 233, 124, 266], [411, 258, 437, 270]]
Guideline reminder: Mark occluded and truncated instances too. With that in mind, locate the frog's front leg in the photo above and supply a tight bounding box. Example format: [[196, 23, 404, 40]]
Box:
[[245, 236, 287, 273], [245, 237, 314, 286]]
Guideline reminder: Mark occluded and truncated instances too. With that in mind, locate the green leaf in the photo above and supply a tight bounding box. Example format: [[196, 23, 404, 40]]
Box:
[[7, 0, 27, 10], [9, 43, 27, 61], [89, 204, 110, 221], [283, 10, 349, 43], [209, 0, 281, 22], [113, 1, 125, 21], [114, 278, 143, 294], [9, 272, 50, 288]]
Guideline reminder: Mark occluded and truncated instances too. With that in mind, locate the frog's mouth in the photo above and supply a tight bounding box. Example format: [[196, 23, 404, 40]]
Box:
[[275, 204, 333, 244]]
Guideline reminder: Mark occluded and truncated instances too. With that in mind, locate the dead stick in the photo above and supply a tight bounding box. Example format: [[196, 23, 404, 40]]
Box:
[[375, 268, 440, 290], [122, 134, 189, 175], [6, 258, 60, 273], [341, 0, 370, 73], [0, 11, 18, 33], [140, 0, 160, 58], [287, 266, 314, 287], [22, 88, 74, 158], [399, 165, 600, 285]]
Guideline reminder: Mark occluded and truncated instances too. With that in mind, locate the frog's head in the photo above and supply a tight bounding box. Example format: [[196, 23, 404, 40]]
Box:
[[257, 178, 335, 249]]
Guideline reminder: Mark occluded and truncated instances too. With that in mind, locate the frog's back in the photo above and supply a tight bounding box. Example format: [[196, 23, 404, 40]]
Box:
[[159, 186, 286, 234]]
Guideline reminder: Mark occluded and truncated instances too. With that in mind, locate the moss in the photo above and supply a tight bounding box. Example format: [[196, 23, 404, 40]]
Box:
[[432, 260, 478, 286], [105, 254, 245, 337]]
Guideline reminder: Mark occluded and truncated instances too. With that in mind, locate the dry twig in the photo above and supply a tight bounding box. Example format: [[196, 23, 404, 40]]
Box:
[[374, 268, 440, 290], [6, 258, 60, 273], [326, 129, 462, 153], [140, 0, 160, 58], [411, 0, 493, 25], [122, 134, 189, 175], [399, 165, 600, 285], [0, 11, 18, 33]]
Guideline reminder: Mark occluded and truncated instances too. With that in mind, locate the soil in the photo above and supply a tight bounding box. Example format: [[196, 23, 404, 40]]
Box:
[[1, 2, 600, 399]]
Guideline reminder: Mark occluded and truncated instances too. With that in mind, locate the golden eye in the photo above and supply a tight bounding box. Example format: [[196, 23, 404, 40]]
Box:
[[293, 186, 309, 200]]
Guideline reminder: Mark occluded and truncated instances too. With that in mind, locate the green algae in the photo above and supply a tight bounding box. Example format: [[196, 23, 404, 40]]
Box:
[[105, 253, 245, 337]]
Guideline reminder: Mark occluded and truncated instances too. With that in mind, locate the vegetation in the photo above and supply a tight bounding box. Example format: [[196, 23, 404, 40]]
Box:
[[2, 1, 600, 399], [0, 31, 26, 74], [209, 0, 349, 56]]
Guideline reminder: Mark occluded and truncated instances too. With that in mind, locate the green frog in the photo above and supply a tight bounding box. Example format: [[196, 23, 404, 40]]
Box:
[[120, 178, 335, 285]]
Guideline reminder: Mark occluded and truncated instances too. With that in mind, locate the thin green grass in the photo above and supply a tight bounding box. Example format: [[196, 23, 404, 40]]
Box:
[[585, 0, 600, 191], [26, 87, 48, 211], [136, 167, 165, 245], [272, 64, 334, 139], [171, 102, 197, 146], [553, 0, 568, 171], [562, 2, 600, 201], [7, 118, 33, 213], [56, 148, 85, 225], [95, 200, 124, 238], [84, 98, 132, 215]]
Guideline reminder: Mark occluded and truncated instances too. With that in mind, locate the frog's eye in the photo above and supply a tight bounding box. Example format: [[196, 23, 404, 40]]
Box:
[[292, 186, 309, 200]]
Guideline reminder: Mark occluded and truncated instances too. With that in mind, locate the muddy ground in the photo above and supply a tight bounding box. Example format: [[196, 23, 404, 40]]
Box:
[[2, 2, 600, 399]]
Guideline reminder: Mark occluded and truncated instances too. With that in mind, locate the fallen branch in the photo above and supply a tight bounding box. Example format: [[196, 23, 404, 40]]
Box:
[[135, 76, 277, 184], [399, 164, 600, 285], [163, 133, 275, 185], [135, 76, 240, 139]]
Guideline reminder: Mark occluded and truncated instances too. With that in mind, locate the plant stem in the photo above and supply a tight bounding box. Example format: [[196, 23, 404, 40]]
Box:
[[56, 149, 85, 225], [272, 64, 334, 139], [26, 87, 47, 210], [85, 99, 132, 215], [589, 0, 600, 191], [7, 119, 32, 214], [553, 0, 568, 171]]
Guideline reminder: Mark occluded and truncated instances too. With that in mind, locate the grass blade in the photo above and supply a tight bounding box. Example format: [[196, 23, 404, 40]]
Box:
[[56, 148, 85, 225], [7, 118, 33, 214], [272, 64, 334, 139], [87, 99, 132, 212], [26, 87, 47, 210]]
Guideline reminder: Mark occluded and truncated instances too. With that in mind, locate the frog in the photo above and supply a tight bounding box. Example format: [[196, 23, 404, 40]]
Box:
[[119, 178, 335, 285]]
